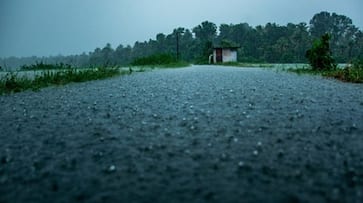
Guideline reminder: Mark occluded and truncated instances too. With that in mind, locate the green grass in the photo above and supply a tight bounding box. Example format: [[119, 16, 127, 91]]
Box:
[[286, 62, 363, 83], [0, 67, 125, 95]]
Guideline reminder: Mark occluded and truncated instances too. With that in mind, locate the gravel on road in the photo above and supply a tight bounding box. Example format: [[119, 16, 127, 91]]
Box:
[[1, 65, 363, 203]]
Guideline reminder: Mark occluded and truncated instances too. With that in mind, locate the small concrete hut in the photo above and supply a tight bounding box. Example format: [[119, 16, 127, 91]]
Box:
[[210, 45, 239, 64]]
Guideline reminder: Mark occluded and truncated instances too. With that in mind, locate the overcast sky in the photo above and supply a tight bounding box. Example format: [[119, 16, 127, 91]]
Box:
[[1, 0, 362, 58]]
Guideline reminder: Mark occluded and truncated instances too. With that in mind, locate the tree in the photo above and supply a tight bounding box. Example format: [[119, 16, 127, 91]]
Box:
[[156, 33, 166, 52], [306, 33, 336, 70], [353, 31, 363, 59], [114, 44, 133, 65], [309, 11, 333, 39], [101, 43, 114, 66], [192, 21, 217, 42], [178, 29, 195, 61], [309, 11, 360, 62], [173, 28, 186, 60], [89, 47, 103, 66], [192, 21, 217, 63], [290, 23, 310, 62]]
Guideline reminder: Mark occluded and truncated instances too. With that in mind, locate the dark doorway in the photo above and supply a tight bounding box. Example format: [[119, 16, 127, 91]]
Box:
[[216, 48, 223, 63]]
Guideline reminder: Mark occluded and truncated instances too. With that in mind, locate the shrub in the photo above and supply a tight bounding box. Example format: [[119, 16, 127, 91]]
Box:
[[322, 68, 363, 83], [306, 33, 336, 71], [0, 73, 33, 93], [288, 58, 363, 83], [332, 58, 363, 83], [352, 58, 363, 69]]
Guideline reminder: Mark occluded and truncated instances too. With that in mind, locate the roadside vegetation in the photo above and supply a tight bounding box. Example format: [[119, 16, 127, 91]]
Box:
[[287, 33, 363, 83], [20, 62, 72, 71], [131, 53, 189, 68], [288, 60, 363, 83], [0, 53, 189, 95], [0, 65, 125, 94]]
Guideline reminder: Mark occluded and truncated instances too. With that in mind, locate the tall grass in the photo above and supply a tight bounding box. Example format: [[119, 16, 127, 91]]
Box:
[[21, 62, 72, 71], [0, 73, 34, 93], [0, 66, 123, 94]]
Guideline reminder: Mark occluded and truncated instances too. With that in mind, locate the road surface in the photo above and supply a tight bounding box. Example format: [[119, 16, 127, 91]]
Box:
[[1, 65, 363, 203]]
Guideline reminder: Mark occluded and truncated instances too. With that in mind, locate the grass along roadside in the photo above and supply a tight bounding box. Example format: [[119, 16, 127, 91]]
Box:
[[286, 61, 363, 83], [0, 67, 127, 95]]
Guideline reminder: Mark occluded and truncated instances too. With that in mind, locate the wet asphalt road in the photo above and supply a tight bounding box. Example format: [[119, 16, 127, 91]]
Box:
[[1, 65, 363, 203]]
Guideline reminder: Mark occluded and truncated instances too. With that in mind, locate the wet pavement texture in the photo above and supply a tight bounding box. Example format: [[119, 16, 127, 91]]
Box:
[[1, 65, 363, 203]]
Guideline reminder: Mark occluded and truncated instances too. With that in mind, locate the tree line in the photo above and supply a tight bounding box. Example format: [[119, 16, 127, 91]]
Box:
[[1, 11, 362, 70]]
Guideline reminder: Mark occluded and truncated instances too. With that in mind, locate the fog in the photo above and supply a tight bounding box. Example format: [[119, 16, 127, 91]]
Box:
[[1, 0, 362, 57]]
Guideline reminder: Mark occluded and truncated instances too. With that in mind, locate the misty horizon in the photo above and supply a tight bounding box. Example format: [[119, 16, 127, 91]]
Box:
[[1, 13, 362, 59]]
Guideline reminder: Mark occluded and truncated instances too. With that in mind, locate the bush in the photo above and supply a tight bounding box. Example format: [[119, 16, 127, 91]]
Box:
[[352, 58, 363, 69], [306, 33, 336, 71], [332, 58, 363, 83], [288, 58, 363, 83], [322, 68, 363, 83]]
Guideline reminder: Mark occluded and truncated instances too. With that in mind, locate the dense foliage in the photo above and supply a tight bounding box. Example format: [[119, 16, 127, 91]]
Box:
[[306, 33, 336, 70], [288, 57, 363, 83], [1, 11, 362, 70], [131, 54, 178, 66], [329, 58, 363, 83]]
